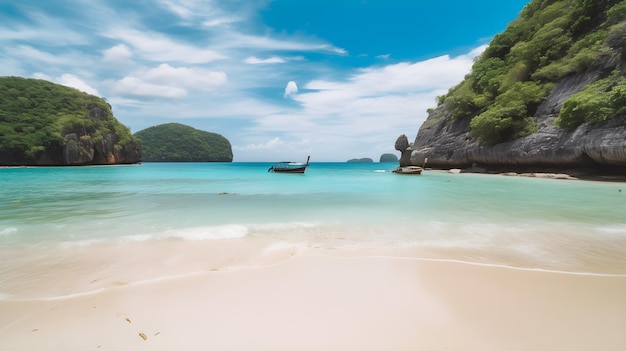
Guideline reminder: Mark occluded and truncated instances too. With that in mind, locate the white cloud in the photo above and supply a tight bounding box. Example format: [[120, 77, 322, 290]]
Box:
[[245, 56, 285, 64], [305, 54, 474, 97], [156, 0, 196, 19], [0, 11, 89, 45], [234, 137, 285, 151], [115, 76, 187, 98], [32, 73, 100, 96], [9, 45, 72, 65], [203, 17, 241, 27], [57, 74, 101, 96], [144, 63, 227, 89], [284, 81, 298, 98], [33, 72, 101, 96], [105, 29, 226, 64], [103, 44, 132, 62], [113, 63, 227, 98], [219, 32, 346, 55]]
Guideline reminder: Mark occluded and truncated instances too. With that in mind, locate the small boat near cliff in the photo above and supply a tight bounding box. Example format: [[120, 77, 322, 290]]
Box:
[[268, 156, 310, 173], [392, 166, 423, 175]]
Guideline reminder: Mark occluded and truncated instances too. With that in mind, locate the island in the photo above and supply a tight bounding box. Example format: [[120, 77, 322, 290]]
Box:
[[0, 76, 140, 166], [134, 123, 233, 162]]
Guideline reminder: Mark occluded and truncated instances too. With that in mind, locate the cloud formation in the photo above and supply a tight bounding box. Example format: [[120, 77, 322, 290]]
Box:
[[114, 64, 227, 98], [245, 56, 285, 64], [284, 81, 298, 98]]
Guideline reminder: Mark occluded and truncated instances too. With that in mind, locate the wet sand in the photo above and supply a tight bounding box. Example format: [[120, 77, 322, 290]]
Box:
[[1, 251, 625, 351]]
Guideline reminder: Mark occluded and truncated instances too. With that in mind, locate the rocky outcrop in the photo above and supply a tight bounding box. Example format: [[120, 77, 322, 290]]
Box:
[[0, 77, 141, 166], [58, 107, 141, 165], [394, 134, 412, 167], [405, 72, 626, 172]]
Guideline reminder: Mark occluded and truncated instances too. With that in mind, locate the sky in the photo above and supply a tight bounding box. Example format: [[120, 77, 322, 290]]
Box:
[[0, 0, 530, 162]]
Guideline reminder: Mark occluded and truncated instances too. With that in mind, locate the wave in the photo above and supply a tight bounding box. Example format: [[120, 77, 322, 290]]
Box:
[[0, 227, 17, 236], [56, 222, 321, 248]]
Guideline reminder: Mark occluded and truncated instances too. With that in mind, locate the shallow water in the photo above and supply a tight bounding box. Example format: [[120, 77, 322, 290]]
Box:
[[1, 162, 626, 298]]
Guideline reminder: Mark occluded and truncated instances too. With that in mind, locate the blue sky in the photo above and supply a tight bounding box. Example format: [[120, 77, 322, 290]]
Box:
[[0, 0, 530, 162]]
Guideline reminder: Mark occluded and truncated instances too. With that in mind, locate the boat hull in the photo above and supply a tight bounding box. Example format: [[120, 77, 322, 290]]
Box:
[[268, 156, 310, 174], [270, 166, 307, 173], [392, 166, 423, 175]]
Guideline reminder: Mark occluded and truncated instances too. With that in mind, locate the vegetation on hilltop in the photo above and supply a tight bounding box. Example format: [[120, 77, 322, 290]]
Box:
[[0, 76, 139, 165], [134, 123, 233, 162], [437, 0, 626, 145]]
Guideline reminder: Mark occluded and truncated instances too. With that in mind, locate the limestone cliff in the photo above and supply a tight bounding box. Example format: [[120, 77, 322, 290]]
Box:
[[0, 76, 141, 166], [403, 0, 626, 174], [409, 72, 626, 171]]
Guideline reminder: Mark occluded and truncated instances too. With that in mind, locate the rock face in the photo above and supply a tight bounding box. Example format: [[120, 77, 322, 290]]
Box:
[[0, 77, 141, 166], [406, 71, 626, 172], [1, 106, 141, 166], [58, 107, 141, 165], [394, 134, 412, 167]]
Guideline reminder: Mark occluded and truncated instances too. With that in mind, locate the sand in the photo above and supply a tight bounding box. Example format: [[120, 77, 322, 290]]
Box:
[[1, 249, 626, 351]]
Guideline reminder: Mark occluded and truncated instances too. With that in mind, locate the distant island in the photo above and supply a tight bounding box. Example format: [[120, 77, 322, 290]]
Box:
[[134, 123, 233, 162], [347, 158, 373, 163], [0, 76, 140, 166]]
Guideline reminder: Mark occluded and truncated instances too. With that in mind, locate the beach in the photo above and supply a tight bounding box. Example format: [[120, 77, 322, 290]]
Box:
[[1, 245, 626, 351], [2, 163, 626, 350]]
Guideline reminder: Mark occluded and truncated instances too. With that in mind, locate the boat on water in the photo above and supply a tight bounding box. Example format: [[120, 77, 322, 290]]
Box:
[[268, 156, 311, 173], [392, 166, 423, 175], [392, 158, 427, 175]]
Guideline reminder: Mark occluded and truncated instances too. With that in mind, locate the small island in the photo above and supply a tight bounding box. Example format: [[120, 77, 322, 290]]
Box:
[[134, 123, 233, 162], [347, 158, 374, 163]]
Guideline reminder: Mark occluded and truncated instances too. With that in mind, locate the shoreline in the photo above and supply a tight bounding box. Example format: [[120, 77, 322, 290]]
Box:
[[428, 165, 626, 183], [1, 252, 625, 350], [3, 241, 626, 302], [4, 251, 626, 304]]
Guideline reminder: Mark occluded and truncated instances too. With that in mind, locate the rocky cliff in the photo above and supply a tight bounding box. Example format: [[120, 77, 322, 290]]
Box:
[[408, 71, 626, 172], [0, 76, 141, 166], [55, 106, 141, 166], [402, 0, 626, 175]]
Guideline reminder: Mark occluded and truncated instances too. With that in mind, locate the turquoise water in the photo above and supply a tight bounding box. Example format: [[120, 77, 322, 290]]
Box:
[[2, 162, 626, 297]]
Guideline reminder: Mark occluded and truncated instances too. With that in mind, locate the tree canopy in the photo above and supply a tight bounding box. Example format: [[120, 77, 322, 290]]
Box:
[[438, 0, 626, 145]]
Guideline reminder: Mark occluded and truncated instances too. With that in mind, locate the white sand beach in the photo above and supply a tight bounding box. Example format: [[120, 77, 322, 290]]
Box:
[[1, 247, 625, 351]]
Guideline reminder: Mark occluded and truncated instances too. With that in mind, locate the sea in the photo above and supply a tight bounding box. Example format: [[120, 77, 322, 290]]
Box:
[[2, 162, 626, 299]]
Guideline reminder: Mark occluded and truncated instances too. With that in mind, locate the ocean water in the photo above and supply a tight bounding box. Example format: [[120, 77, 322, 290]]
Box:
[[2, 162, 626, 298]]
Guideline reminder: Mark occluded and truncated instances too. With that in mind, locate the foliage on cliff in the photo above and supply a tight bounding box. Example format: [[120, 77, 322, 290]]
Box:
[[134, 123, 233, 162], [0, 76, 139, 165], [438, 0, 626, 145]]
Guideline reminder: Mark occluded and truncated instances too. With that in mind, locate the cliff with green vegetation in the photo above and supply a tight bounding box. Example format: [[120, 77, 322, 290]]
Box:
[[407, 0, 626, 174], [0, 76, 140, 166], [134, 123, 233, 162]]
